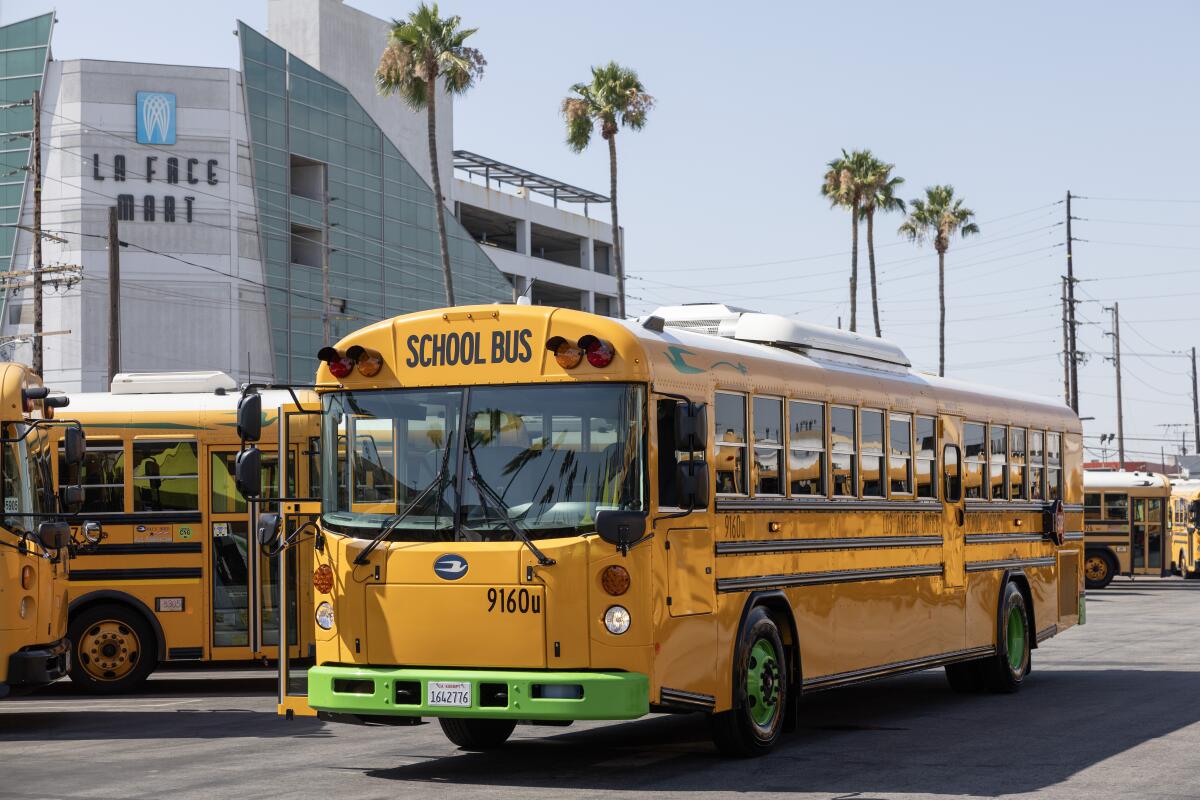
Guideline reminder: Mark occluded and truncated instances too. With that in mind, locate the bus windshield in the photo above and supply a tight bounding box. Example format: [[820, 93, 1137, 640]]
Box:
[[321, 384, 645, 540], [2, 424, 53, 533]]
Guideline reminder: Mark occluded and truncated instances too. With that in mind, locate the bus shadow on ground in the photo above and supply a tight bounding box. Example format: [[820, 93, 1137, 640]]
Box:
[[0, 707, 328, 741], [367, 667, 1200, 796]]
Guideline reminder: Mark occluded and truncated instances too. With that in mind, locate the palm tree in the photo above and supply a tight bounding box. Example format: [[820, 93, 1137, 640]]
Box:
[[377, 3, 485, 306], [562, 62, 654, 319], [897, 185, 980, 376], [821, 149, 873, 332], [858, 156, 905, 337]]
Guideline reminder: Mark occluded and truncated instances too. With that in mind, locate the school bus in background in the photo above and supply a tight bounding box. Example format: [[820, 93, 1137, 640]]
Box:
[[1169, 479, 1200, 579], [1, 363, 90, 699], [50, 371, 318, 693], [240, 302, 1084, 756], [1082, 470, 1172, 589]]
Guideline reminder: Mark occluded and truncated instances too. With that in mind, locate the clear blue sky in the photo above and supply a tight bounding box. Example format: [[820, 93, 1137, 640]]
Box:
[[9, 0, 1200, 464]]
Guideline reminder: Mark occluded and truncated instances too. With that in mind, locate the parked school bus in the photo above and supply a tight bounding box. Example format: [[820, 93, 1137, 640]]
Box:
[[1083, 470, 1172, 589], [51, 372, 318, 692], [1169, 479, 1200, 579], [1, 363, 90, 698], [238, 303, 1084, 756]]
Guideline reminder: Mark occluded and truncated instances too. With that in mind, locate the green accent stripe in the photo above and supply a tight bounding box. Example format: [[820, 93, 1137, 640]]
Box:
[[307, 665, 648, 721]]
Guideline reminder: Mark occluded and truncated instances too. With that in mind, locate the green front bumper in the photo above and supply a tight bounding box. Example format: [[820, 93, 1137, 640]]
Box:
[[308, 665, 649, 721]]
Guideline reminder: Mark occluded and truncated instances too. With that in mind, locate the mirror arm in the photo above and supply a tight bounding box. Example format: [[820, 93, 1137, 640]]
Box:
[[653, 500, 696, 525], [0, 418, 83, 444], [240, 382, 340, 416]]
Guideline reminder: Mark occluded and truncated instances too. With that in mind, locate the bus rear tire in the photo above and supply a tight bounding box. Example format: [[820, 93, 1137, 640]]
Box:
[[709, 606, 788, 758], [68, 603, 157, 694], [438, 718, 516, 750], [982, 582, 1031, 694], [1084, 550, 1116, 590]]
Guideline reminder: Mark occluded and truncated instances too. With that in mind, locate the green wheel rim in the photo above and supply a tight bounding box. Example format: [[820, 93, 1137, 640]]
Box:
[[745, 638, 781, 727], [1006, 606, 1026, 671]]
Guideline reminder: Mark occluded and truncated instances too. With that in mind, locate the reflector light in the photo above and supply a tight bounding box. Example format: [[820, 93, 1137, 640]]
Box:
[[317, 346, 354, 379], [546, 336, 583, 369], [578, 335, 615, 368], [346, 345, 383, 377], [20, 565, 34, 590], [600, 565, 630, 596], [313, 564, 334, 594]]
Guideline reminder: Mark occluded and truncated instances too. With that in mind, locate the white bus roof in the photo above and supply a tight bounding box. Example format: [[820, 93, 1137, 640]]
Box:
[[1084, 470, 1171, 490]]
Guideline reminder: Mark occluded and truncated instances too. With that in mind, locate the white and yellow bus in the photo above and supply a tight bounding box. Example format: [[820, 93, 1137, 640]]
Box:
[[52, 372, 318, 693], [240, 303, 1084, 756], [1169, 478, 1200, 580], [1, 363, 88, 699], [1083, 470, 1172, 589]]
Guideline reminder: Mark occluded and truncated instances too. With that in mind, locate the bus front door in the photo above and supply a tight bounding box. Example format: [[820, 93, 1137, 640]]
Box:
[[1131, 497, 1166, 577]]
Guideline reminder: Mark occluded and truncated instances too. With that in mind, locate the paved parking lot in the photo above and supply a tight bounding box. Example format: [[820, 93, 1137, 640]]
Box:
[[4, 578, 1200, 800]]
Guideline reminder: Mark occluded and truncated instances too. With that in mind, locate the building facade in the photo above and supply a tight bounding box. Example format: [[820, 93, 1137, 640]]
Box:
[[1, 2, 620, 390]]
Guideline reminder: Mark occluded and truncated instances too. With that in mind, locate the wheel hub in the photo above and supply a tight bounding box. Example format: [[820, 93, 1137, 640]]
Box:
[[79, 620, 140, 681], [746, 639, 781, 727]]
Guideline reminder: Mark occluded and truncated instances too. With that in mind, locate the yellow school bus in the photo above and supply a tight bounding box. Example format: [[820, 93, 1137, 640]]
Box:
[[241, 303, 1083, 756], [52, 371, 318, 692], [1170, 479, 1200, 579], [1, 363, 89, 699], [1082, 470, 1172, 589]]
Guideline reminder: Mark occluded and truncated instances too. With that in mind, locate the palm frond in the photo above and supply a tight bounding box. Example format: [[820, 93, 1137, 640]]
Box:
[[377, 2, 485, 107]]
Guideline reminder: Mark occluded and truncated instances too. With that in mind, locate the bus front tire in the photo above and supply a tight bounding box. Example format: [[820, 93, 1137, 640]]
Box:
[[438, 718, 516, 750], [709, 606, 788, 758], [68, 603, 157, 694], [1084, 550, 1116, 590], [982, 582, 1031, 694]]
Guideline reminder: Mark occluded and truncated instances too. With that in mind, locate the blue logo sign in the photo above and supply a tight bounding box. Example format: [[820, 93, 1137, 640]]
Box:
[[136, 92, 176, 145], [433, 554, 468, 581]]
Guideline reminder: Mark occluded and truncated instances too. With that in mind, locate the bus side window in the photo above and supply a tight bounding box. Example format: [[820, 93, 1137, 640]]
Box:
[[656, 400, 680, 508], [1084, 492, 1101, 520], [943, 444, 962, 503]]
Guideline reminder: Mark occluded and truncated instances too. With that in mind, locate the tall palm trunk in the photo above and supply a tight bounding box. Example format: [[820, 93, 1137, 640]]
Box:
[[866, 207, 881, 337], [849, 204, 859, 332], [937, 248, 946, 377], [426, 76, 455, 306], [607, 134, 624, 318]]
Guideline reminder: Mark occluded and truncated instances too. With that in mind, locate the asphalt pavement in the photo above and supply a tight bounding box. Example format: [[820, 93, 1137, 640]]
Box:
[[3, 576, 1200, 799]]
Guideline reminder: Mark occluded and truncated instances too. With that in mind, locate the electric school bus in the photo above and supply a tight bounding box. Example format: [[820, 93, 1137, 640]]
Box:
[[235, 303, 1083, 757]]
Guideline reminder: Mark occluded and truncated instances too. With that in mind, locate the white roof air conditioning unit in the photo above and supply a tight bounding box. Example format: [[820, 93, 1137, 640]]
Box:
[[110, 371, 238, 395]]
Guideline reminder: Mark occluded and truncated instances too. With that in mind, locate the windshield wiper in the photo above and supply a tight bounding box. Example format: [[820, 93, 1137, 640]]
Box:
[[353, 442, 455, 565], [463, 438, 555, 567]]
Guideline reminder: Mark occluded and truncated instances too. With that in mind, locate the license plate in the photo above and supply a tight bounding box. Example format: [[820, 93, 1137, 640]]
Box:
[[427, 681, 472, 707]]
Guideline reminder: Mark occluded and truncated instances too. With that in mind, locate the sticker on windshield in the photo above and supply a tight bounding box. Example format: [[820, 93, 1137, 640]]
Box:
[[4, 497, 17, 514]]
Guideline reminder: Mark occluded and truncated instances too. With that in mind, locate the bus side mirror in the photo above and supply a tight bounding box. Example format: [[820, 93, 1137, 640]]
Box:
[[237, 393, 262, 442], [1191, 500, 1200, 528], [38, 521, 71, 550], [675, 401, 708, 453], [63, 427, 86, 467], [235, 447, 263, 499], [595, 510, 646, 551], [676, 459, 710, 509], [60, 484, 84, 512], [256, 512, 282, 548]]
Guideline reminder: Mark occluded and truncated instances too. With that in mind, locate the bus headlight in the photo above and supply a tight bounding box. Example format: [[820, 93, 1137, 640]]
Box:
[[20, 565, 34, 590], [315, 601, 335, 630], [604, 605, 631, 635], [18, 596, 32, 620]]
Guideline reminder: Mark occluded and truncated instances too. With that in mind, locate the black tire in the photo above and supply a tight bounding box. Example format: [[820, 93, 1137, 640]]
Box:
[[438, 718, 516, 750], [1084, 550, 1116, 590], [982, 582, 1031, 694], [709, 606, 788, 758], [944, 659, 985, 693], [68, 603, 157, 694]]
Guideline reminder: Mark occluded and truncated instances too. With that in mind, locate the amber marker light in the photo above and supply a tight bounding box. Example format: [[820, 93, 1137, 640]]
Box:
[[317, 346, 354, 379], [20, 565, 34, 590], [546, 336, 583, 369], [313, 564, 334, 594], [346, 345, 383, 377], [578, 335, 615, 368], [601, 565, 630, 596]]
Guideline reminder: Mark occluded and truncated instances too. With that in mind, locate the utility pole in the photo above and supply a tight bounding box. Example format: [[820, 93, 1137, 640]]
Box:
[[1104, 303, 1126, 470], [1061, 277, 1071, 406], [107, 206, 120, 384], [1192, 346, 1199, 453], [1065, 191, 1079, 413], [321, 165, 331, 345], [31, 90, 43, 376]]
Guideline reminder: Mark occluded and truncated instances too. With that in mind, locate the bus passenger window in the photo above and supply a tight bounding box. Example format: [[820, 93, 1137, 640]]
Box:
[[788, 401, 825, 496], [1084, 493, 1101, 520], [915, 416, 936, 498], [1029, 430, 1045, 500], [752, 397, 783, 496], [860, 409, 885, 497], [989, 425, 1008, 500], [715, 393, 747, 495], [59, 438, 124, 513], [962, 423, 986, 499], [830, 406, 857, 497], [889, 413, 913, 496], [133, 440, 199, 511], [1010, 428, 1027, 500], [943, 444, 961, 502], [1046, 433, 1063, 501], [1104, 492, 1128, 521]]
